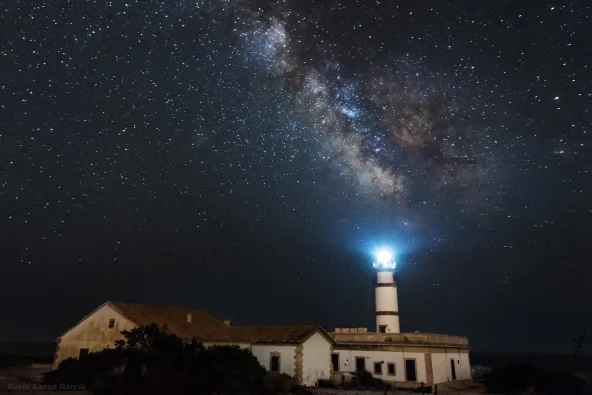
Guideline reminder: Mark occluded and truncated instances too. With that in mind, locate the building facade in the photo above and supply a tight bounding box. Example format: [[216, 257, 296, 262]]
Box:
[[52, 301, 334, 387], [330, 329, 471, 389]]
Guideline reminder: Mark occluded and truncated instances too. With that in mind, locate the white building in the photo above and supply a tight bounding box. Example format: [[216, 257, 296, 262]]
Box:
[[53, 250, 471, 389]]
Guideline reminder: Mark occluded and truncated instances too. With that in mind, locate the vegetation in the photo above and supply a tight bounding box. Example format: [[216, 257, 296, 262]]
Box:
[[353, 370, 389, 389], [44, 323, 270, 395], [316, 378, 337, 388]]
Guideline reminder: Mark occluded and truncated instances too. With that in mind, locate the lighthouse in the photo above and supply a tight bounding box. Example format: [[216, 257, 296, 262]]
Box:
[[373, 248, 400, 334]]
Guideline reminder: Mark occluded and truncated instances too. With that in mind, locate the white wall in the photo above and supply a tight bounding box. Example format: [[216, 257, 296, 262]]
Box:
[[459, 351, 471, 380], [301, 332, 332, 386], [431, 349, 472, 384], [251, 344, 296, 377], [333, 349, 426, 384], [431, 352, 448, 384], [376, 314, 400, 334]]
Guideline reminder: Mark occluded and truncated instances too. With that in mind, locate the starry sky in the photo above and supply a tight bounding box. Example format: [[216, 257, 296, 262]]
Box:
[[1, 0, 591, 353]]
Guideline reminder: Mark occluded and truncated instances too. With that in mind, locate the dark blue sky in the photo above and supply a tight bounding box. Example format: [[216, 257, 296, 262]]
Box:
[[1, 0, 590, 353]]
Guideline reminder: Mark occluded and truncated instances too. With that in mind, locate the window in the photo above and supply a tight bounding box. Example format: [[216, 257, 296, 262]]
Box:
[[355, 357, 366, 373], [374, 362, 382, 374], [387, 363, 396, 376], [405, 359, 417, 382], [79, 348, 89, 359], [270, 353, 280, 372], [379, 325, 387, 333], [331, 353, 339, 372], [108, 318, 115, 328]]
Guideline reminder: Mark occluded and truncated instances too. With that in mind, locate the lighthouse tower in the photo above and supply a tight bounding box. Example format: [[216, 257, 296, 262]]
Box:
[[373, 248, 400, 334]]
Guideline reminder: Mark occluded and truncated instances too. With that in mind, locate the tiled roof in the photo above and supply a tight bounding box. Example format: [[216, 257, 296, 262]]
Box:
[[108, 301, 231, 341], [107, 301, 329, 344], [224, 325, 321, 344]]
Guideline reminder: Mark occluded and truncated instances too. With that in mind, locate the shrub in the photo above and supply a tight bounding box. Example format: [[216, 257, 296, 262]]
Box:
[[262, 372, 298, 393], [317, 378, 337, 388], [43, 348, 124, 388], [45, 324, 269, 395], [353, 370, 385, 389], [471, 365, 492, 381], [90, 372, 125, 395]]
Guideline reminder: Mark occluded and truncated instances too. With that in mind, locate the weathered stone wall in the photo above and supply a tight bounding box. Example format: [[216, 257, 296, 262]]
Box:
[[52, 304, 136, 369]]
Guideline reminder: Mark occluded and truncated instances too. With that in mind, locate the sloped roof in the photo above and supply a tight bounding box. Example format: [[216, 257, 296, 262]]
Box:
[[108, 301, 231, 341], [222, 325, 324, 344], [59, 301, 333, 345]]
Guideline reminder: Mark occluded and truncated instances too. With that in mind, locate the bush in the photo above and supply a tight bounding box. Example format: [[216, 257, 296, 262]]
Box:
[[45, 324, 269, 395], [317, 378, 337, 388], [43, 348, 124, 388], [353, 370, 385, 389], [472, 365, 492, 381], [262, 372, 298, 393], [90, 372, 125, 395]]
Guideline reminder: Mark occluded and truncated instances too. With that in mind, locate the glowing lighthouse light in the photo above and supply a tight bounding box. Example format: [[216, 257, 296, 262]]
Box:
[[373, 247, 396, 270]]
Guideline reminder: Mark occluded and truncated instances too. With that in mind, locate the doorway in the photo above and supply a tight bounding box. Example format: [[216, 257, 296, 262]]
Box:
[[405, 359, 417, 382], [355, 357, 366, 373], [450, 359, 457, 380]]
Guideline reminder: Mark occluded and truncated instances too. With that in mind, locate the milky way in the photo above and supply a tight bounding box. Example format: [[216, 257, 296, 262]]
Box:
[[232, 1, 497, 202], [1, 0, 591, 350], [1, 0, 590, 261]]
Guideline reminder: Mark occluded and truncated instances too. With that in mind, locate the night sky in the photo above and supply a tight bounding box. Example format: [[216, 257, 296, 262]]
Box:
[[1, 0, 591, 353]]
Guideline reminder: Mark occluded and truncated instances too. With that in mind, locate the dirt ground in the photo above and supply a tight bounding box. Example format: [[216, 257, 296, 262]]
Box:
[[0, 363, 90, 395]]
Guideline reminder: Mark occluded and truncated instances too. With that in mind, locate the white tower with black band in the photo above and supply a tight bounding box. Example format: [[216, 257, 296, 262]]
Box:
[[373, 248, 400, 334]]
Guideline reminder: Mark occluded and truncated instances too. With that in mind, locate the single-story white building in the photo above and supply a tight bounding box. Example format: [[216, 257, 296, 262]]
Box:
[[330, 328, 471, 390]]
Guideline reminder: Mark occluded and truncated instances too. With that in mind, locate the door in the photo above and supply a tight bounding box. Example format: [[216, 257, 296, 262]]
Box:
[[79, 348, 89, 359], [450, 359, 457, 380], [356, 357, 366, 373], [405, 359, 417, 382]]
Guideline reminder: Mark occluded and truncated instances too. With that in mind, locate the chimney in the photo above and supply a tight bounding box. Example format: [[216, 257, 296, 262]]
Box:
[[223, 320, 231, 327], [186, 313, 192, 323]]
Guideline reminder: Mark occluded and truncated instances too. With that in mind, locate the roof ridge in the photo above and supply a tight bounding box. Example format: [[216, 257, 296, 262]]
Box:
[[109, 300, 212, 312]]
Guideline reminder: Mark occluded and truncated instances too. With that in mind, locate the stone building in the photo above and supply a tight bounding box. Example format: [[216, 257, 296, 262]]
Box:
[[53, 301, 334, 387]]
